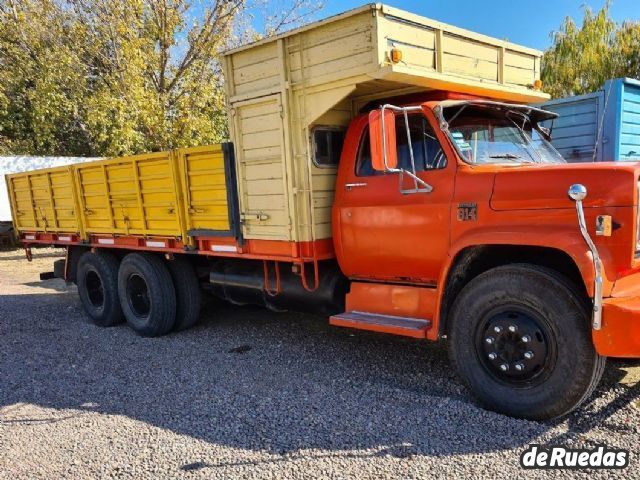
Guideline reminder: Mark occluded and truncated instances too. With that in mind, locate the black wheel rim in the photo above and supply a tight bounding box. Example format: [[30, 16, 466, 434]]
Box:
[[85, 270, 105, 308], [475, 307, 556, 387], [126, 273, 151, 318]]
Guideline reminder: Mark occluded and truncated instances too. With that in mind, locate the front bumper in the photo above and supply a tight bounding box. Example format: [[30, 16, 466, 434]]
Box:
[[597, 298, 640, 357], [595, 273, 640, 357]]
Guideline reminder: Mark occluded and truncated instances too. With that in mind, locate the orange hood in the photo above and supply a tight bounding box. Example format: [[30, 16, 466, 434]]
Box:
[[489, 162, 640, 211]]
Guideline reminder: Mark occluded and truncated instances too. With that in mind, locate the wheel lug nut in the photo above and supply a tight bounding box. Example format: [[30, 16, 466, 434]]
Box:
[[499, 363, 509, 372], [488, 352, 497, 360], [521, 335, 531, 343], [485, 337, 495, 345], [494, 326, 502, 333], [508, 325, 517, 333], [515, 363, 524, 371], [524, 351, 534, 360]]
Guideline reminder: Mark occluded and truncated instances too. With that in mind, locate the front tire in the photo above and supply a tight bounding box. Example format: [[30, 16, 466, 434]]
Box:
[[118, 253, 176, 337], [449, 264, 605, 420]]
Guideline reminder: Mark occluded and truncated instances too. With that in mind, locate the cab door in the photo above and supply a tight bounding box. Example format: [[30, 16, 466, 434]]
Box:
[[333, 111, 456, 285]]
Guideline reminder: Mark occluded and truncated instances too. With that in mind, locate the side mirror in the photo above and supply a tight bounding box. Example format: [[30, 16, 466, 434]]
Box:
[[368, 109, 397, 171]]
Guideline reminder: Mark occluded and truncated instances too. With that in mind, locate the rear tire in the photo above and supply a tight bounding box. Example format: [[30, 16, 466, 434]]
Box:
[[449, 264, 605, 420], [118, 253, 176, 337], [166, 257, 202, 331], [76, 251, 124, 327]]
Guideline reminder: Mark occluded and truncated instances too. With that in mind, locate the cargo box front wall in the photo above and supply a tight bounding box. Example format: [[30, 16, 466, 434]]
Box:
[[223, 8, 378, 243], [178, 144, 237, 237], [6, 166, 81, 234]]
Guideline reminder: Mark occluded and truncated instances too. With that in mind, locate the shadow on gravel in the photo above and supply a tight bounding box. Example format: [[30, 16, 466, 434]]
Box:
[[1, 289, 639, 466], [542, 363, 640, 447], [20, 280, 75, 293]]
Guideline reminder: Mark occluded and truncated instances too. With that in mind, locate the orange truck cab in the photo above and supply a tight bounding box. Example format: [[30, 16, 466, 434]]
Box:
[[329, 96, 640, 419], [7, 4, 640, 421]]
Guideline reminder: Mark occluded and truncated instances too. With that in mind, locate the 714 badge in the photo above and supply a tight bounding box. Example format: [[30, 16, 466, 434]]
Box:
[[457, 202, 478, 222]]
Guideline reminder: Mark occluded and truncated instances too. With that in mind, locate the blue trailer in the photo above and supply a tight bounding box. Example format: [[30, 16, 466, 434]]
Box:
[[540, 77, 640, 162]]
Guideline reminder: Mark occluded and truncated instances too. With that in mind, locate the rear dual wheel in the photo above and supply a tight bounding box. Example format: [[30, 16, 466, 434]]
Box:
[[449, 264, 606, 420], [118, 253, 176, 337], [166, 257, 202, 331], [76, 251, 201, 337], [76, 251, 124, 327]]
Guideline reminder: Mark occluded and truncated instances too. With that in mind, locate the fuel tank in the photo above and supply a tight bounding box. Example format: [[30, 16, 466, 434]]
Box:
[[208, 259, 349, 315]]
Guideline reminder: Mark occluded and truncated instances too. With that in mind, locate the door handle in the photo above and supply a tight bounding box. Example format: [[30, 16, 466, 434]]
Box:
[[345, 182, 367, 191]]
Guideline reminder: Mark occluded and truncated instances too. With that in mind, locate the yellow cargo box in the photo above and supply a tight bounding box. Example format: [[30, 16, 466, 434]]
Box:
[[222, 3, 549, 243], [6, 144, 239, 243]]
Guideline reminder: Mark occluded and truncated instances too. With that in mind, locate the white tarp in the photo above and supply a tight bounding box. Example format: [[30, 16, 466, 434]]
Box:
[[0, 156, 101, 221]]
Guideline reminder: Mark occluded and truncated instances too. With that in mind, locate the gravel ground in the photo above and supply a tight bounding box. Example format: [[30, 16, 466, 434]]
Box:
[[0, 247, 639, 479]]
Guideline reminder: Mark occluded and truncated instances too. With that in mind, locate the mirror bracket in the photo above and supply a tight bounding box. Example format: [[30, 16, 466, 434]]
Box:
[[369, 104, 434, 195], [398, 168, 433, 195]]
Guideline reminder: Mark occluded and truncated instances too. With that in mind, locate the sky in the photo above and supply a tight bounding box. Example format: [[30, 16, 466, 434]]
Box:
[[317, 0, 640, 50]]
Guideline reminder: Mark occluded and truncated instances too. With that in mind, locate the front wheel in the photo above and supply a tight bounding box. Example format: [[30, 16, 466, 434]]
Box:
[[449, 264, 605, 420]]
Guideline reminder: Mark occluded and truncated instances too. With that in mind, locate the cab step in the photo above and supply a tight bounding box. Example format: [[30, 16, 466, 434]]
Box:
[[329, 311, 431, 338]]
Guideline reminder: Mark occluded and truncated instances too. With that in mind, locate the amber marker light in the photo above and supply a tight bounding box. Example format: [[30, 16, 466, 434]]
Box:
[[390, 48, 403, 64]]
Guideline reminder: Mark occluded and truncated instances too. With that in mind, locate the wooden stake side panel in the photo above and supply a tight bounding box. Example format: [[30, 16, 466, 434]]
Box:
[[74, 151, 183, 238], [379, 10, 541, 88], [6, 145, 234, 242], [6, 165, 81, 234]]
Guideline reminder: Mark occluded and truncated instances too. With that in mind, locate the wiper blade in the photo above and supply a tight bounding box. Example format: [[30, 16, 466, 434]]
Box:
[[488, 153, 535, 163], [489, 153, 522, 159]]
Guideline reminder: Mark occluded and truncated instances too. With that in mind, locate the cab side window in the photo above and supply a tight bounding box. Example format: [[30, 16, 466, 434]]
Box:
[[355, 114, 446, 177], [312, 126, 345, 167]]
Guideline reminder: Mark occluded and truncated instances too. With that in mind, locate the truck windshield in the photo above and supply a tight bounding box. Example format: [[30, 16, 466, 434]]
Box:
[[442, 105, 566, 165]]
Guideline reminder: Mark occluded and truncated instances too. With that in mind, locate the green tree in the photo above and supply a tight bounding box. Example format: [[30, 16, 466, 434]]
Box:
[[542, 2, 640, 98], [0, 0, 323, 156], [0, 0, 93, 154], [615, 20, 640, 80], [69, 0, 242, 155]]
